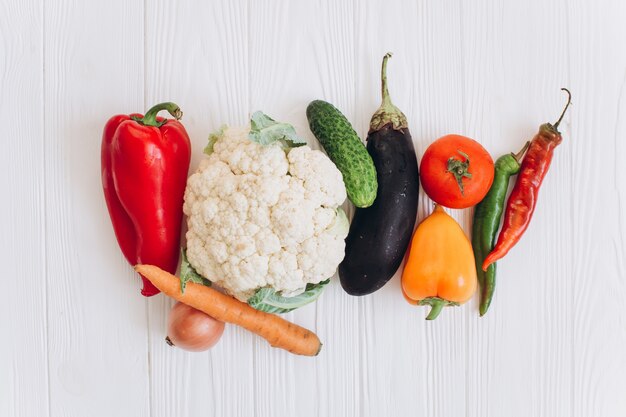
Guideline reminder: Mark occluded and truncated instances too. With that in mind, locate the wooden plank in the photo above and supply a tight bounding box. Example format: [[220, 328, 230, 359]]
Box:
[[438, 0, 577, 416], [352, 1, 469, 417], [246, 1, 328, 416], [568, 0, 626, 415], [484, 1, 573, 416], [143, 2, 254, 416], [0, 1, 48, 416], [293, 1, 365, 416], [456, 3, 511, 417], [43, 1, 149, 415]]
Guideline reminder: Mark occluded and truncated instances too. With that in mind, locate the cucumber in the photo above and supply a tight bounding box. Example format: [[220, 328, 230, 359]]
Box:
[[306, 100, 378, 208]]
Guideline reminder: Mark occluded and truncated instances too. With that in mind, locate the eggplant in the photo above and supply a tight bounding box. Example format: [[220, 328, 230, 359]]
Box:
[[339, 53, 419, 296]]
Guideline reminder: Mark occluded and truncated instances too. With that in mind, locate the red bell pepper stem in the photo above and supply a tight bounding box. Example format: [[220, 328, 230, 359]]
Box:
[[131, 102, 183, 127]]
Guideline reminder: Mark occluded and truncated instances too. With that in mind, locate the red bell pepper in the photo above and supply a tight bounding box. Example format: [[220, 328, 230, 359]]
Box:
[[101, 102, 191, 296]]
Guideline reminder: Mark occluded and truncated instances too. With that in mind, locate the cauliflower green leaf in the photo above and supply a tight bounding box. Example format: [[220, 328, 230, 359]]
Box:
[[204, 125, 227, 155], [248, 111, 307, 148], [180, 248, 212, 293], [247, 279, 330, 314]]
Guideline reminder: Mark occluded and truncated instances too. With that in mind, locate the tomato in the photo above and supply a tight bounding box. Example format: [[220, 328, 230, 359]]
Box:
[[420, 134, 494, 208]]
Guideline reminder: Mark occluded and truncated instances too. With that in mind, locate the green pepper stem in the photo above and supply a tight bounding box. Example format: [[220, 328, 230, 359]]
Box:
[[511, 141, 531, 163], [133, 102, 182, 127], [553, 88, 572, 129]]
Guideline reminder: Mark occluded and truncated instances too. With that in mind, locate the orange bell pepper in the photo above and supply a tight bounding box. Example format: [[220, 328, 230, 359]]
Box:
[[402, 205, 477, 319]]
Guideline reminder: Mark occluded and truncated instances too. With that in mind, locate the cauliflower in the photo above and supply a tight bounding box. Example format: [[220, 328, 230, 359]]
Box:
[[184, 114, 348, 304]]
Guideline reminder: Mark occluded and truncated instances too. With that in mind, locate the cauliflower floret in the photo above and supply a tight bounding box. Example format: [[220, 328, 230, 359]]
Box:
[[184, 125, 348, 302], [288, 146, 347, 207], [213, 126, 289, 176]]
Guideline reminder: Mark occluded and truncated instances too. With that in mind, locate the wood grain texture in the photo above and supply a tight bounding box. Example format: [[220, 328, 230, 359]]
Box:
[[0, 1, 47, 416], [144, 2, 254, 417], [248, 2, 313, 416], [353, 2, 467, 417], [299, 2, 366, 416], [568, 1, 626, 416], [1, 0, 626, 416], [43, 1, 150, 416], [475, 1, 574, 416]]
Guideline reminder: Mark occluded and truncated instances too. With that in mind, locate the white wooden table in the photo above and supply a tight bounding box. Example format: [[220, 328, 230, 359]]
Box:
[[2, 0, 625, 416]]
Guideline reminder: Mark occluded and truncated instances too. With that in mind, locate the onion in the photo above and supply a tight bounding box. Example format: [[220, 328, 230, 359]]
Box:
[[166, 301, 225, 352]]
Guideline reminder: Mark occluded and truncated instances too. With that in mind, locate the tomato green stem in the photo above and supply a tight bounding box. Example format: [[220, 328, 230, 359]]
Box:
[[446, 150, 472, 195], [132, 102, 182, 127]]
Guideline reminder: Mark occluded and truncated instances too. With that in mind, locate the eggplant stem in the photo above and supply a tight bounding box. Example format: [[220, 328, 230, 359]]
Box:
[[381, 52, 393, 108], [369, 53, 408, 132]]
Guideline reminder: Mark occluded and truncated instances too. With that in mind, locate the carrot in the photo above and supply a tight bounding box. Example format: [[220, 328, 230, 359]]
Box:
[[135, 264, 322, 356]]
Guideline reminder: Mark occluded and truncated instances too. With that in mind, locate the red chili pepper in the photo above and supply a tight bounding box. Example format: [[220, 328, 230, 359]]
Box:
[[483, 89, 571, 271], [101, 102, 191, 296]]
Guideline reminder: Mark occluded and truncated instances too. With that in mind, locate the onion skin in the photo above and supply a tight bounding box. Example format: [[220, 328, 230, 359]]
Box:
[[166, 301, 225, 352]]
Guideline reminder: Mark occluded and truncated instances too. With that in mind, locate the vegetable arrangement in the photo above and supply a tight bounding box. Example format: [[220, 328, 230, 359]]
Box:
[[101, 54, 570, 355]]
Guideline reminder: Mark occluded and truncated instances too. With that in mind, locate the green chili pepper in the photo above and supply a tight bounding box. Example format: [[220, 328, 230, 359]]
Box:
[[472, 141, 530, 316]]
